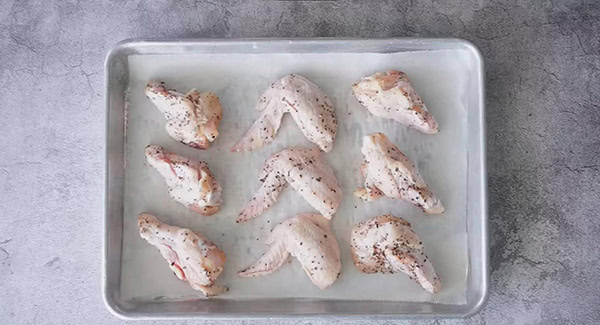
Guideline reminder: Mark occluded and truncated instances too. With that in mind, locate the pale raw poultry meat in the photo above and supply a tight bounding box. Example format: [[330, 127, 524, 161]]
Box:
[[352, 70, 438, 134], [355, 133, 444, 214], [238, 147, 342, 222], [138, 213, 227, 296], [145, 145, 222, 216], [239, 213, 341, 289], [145, 81, 222, 149], [351, 215, 441, 293], [231, 74, 337, 152]]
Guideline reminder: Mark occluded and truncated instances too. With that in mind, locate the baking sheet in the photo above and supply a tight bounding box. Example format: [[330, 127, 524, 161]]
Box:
[[120, 50, 469, 305]]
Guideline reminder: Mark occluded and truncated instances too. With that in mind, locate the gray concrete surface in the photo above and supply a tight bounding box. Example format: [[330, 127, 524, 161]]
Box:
[[1, 0, 599, 324]]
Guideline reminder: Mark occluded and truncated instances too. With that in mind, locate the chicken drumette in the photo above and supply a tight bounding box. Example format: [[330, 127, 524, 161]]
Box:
[[138, 213, 227, 296], [145, 145, 222, 216], [351, 215, 441, 293], [355, 133, 444, 214], [146, 81, 222, 149], [352, 70, 438, 134]]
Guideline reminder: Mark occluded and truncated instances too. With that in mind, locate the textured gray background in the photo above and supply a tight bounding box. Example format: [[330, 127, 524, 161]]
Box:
[[0, 0, 599, 324]]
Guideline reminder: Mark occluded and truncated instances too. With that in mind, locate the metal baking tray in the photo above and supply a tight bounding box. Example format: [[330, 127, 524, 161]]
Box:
[[103, 38, 487, 319]]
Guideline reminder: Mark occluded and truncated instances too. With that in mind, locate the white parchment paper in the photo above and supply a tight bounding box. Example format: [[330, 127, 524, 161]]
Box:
[[121, 50, 471, 304]]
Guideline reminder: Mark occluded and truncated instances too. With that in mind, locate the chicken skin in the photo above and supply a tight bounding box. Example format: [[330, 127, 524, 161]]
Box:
[[355, 133, 444, 215], [351, 215, 441, 293], [238, 147, 342, 223], [352, 70, 438, 134], [145, 145, 222, 216], [138, 213, 227, 296], [231, 74, 337, 152], [239, 213, 341, 289], [145, 81, 222, 149]]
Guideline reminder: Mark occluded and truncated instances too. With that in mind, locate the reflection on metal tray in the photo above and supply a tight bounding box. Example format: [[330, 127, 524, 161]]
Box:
[[103, 38, 487, 319]]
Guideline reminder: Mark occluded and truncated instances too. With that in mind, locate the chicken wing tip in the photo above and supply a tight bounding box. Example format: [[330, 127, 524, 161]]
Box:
[[421, 127, 439, 135], [425, 204, 445, 215], [230, 140, 257, 152], [236, 213, 253, 223], [237, 270, 253, 277]]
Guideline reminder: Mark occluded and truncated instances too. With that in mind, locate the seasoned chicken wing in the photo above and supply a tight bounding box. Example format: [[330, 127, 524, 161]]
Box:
[[238, 147, 342, 222], [239, 213, 341, 289], [354, 133, 444, 214], [145, 145, 222, 216], [231, 74, 337, 152], [351, 215, 441, 293], [138, 213, 227, 296], [352, 70, 438, 134], [145, 81, 222, 149]]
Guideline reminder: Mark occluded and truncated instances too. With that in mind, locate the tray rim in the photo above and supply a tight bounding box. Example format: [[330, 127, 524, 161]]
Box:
[[103, 37, 488, 320]]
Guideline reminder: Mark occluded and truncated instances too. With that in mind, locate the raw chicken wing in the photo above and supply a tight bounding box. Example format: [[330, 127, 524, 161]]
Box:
[[146, 81, 222, 149], [145, 145, 222, 216], [239, 213, 341, 289], [355, 133, 443, 214], [238, 147, 342, 222], [352, 70, 438, 134], [138, 213, 227, 296], [351, 215, 441, 293], [231, 74, 337, 152]]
